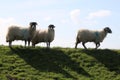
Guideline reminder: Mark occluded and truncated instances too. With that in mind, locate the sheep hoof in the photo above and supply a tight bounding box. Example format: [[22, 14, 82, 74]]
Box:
[[84, 48, 88, 50], [95, 48, 98, 50], [75, 47, 77, 49]]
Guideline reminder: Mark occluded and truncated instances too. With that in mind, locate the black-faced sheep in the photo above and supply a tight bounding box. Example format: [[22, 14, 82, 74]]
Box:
[[75, 27, 112, 49], [6, 22, 37, 47], [31, 24, 55, 48]]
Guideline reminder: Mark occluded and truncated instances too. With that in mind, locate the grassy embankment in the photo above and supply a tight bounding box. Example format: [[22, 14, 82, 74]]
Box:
[[0, 46, 120, 80]]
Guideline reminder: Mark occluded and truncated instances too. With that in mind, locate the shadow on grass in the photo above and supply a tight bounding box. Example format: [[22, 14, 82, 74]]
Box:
[[11, 47, 91, 79], [81, 49, 120, 74]]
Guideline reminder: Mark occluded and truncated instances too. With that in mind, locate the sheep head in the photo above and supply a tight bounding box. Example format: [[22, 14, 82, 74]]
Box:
[[29, 22, 38, 36], [104, 27, 112, 33], [30, 22, 38, 26], [48, 24, 55, 29], [29, 22, 37, 31]]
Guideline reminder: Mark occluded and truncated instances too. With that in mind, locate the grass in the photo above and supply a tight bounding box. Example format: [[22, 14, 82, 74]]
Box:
[[0, 46, 120, 80]]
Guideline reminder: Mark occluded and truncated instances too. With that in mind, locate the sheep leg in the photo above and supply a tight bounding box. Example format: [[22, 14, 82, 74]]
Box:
[[82, 42, 87, 49], [47, 42, 50, 48], [25, 40, 27, 47], [75, 41, 80, 49], [75, 37, 80, 49], [95, 43, 100, 49], [32, 43, 35, 48], [46, 42, 49, 48], [48, 42, 50, 48], [9, 41, 12, 47], [75, 42, 78, 49], [28, 40, 30, 47]]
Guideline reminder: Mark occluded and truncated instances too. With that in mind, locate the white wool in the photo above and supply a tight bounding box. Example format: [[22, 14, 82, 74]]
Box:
[[6, 26, 30, 40], [6, 22, 37, 47], [77, 29, 106, 43], [75, 27, 112, 49], [32, 25, 55, 48]]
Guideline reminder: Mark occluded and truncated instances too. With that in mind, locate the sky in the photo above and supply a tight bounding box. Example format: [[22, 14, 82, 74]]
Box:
[[0, 0, 120, 49]]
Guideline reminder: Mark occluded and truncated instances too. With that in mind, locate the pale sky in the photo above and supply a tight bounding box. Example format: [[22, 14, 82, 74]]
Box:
[[0, 0, 120, 49]]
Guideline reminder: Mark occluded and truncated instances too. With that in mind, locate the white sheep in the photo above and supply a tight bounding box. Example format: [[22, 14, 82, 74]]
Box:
[[31, 24, 55, 48], [75, 27, 112, 49], [6, 22, 37, 47]]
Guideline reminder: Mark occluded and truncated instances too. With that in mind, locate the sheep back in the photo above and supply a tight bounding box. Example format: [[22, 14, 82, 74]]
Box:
[[77, 29, 104, 43], [32, 29, 55, 44], [6, 26, 30, 42]]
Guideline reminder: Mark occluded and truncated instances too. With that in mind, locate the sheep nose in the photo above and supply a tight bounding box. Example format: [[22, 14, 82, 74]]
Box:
[[109, 30, 112, 33]]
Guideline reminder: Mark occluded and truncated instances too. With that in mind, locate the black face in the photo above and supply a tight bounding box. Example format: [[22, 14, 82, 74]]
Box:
[[29, 22, 37, 31], [30, 22, 37, 26], [104, 27, 112, 33], [48, 24, 55, 29]]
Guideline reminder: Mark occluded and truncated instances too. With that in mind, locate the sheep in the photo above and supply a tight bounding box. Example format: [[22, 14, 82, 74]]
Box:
[[75, 27, 112, 49], [6, 22, 37, 47], [31, 24, 55, 48]]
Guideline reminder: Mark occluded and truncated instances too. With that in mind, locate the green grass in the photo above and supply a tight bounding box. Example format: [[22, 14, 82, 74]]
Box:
[[0, 46, 120, 80]]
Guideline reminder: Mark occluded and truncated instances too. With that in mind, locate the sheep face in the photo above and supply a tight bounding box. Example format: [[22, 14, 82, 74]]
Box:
[[104, 27, 112, 33], [48, 24, 55, 29], [29, 22, 37, 31], [48, 24, 55, 33]]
